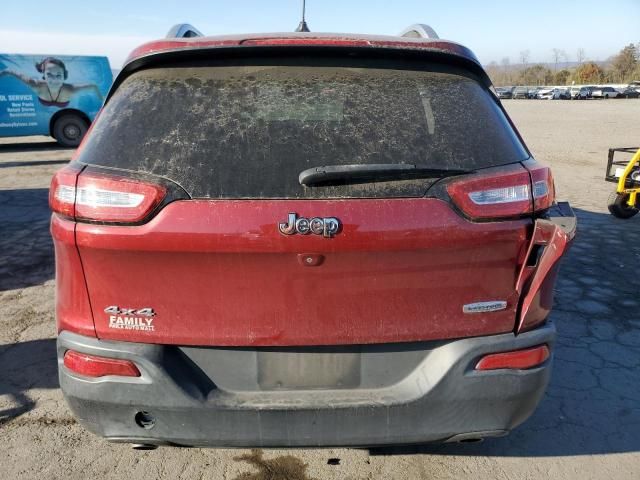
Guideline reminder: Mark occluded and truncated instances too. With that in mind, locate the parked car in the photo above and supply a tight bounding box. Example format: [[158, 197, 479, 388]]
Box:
[[585, 86, 597, 97], [570, 86, 592, 99], [536, 87, 555, 99], [50, 24, 575, 448], [538, 88, 570, 100], [528, 86, 543, 99], [496, 86, 514, 99], [620, 87, 640, 99], [0, 54, 112, 146], [591, 86, 622, 99], [576, 86, 594, 100], [512, 86, 529, 99]]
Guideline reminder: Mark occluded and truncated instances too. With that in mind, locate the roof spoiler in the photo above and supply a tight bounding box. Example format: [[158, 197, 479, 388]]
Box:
[[399, 24, 439, 39], [166, 23, 203, 38], [165, 23, 438, 40]]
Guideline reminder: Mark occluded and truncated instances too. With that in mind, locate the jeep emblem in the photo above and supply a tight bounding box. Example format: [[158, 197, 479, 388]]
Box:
[[278, 213, 340, 238]]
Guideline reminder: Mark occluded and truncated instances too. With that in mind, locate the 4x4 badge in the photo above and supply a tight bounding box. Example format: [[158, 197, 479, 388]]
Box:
[[104, 306, 156, 332], [278, 213, 340, 238]]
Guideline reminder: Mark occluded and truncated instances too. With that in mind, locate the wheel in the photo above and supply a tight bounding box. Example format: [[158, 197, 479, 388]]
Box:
[[52, 114, 89, 148], [604, 94, 609, 99], [608, 192, 638, 219]]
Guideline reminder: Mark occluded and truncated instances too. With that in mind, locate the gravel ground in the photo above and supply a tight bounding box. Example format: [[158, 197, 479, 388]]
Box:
[[1, 99, 639, 479]]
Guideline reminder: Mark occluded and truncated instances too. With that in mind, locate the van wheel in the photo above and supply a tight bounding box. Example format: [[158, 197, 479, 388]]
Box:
[[53, 114, 89, 148], [608, 192, 638, 219]]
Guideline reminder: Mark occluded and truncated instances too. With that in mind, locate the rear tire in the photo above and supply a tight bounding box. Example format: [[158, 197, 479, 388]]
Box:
[[52, 114, 89, 148], [608, 192, 638, 219]]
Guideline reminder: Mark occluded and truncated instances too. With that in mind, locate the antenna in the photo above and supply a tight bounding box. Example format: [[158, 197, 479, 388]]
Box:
[[295, 0, 310, 32]]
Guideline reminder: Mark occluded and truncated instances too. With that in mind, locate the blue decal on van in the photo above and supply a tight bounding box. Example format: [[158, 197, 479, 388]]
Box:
[[0, 54, 112, 139]]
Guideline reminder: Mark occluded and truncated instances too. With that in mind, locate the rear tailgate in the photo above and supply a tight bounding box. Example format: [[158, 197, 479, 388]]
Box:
[[73, 55, 533, 347], [76, 198, 529, 346]]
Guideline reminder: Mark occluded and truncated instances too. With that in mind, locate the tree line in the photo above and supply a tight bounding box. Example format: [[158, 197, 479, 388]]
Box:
[[485, 43, 640, 86]]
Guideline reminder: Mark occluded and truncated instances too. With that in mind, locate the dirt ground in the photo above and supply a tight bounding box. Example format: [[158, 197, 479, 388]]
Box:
[[1, 99, 639, 479]]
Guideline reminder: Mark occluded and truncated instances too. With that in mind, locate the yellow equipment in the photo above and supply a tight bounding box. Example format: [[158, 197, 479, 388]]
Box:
[[605, 147, 640, 219]]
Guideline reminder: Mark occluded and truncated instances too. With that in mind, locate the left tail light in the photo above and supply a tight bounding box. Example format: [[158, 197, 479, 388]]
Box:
[[50, 167, 166, 223], [49, 163, 83, 218]]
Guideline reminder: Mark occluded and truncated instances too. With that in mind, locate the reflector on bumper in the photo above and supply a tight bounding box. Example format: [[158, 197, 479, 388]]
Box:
[[475, 344, 550, 371], [63, 350, 141, 378]]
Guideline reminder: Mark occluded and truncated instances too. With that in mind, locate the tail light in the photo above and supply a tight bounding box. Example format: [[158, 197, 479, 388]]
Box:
[[49, 163, 83, 218], [526, 164, 555, 211], [50, 167, 166, 223], [475, 344, 550, 371], [63, 350, 141, 377], [447, 165, 533, 220], [447, 163, 555, 220]]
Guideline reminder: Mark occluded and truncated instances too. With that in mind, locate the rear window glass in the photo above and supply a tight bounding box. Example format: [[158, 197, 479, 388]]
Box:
[[79, 62, 528, 198]]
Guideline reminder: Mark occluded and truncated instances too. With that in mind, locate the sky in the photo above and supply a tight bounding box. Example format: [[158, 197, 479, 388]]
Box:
[[0, 0, 638, 68]]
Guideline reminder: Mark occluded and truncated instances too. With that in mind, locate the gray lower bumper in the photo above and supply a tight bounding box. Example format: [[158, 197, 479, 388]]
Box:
[[57, 323, 555, 447]]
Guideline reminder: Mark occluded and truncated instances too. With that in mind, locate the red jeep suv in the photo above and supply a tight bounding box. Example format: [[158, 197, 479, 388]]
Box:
[[49, 25, 575, 448]]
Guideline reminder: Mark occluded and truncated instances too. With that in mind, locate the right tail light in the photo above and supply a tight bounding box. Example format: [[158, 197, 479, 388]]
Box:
[[447, 163, 555, 220], [527, 163, 555, 211]]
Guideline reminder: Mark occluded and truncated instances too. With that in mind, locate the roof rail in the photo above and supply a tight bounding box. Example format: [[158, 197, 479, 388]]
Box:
[[399, 24, 439, 40], [166, 23, 203, 39]]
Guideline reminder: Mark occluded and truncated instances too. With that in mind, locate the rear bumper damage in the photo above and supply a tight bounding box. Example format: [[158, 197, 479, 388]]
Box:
[[58, 322, 556, 447]]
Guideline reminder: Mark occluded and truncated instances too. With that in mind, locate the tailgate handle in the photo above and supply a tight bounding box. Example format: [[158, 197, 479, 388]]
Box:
[[515, 219, 570, 333]]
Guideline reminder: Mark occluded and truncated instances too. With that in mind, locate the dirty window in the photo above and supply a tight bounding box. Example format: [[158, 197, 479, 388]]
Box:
[[254, 84, 344, 122], [78, 63, 528, 199]]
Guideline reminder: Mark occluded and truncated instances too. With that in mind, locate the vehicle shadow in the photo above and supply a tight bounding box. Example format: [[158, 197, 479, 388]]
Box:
[[0, 159, 69, 169], [0, 188, 53, 291], [0, 141, 70, 154], [371, 207, 640, 457], [0, 339, 58, 426]]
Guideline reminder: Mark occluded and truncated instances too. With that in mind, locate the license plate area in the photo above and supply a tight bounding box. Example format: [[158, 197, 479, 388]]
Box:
[[257, 348, 361, 390]]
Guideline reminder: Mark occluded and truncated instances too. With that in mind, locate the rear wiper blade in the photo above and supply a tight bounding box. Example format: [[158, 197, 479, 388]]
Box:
[[299, 164, 473, 186]]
